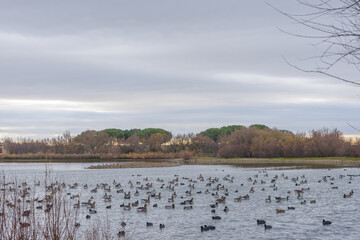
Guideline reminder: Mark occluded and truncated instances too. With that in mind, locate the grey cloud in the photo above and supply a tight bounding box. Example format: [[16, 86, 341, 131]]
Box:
[[0, 0, 358, 138]]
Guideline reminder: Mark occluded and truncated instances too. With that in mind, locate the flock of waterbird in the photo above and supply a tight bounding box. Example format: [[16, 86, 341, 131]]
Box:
[[70, 168, 357, 237], [1, 168, 358, 238]]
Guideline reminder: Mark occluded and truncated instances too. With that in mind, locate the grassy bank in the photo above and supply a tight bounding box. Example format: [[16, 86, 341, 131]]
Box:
[[187, 157, 360, 168]]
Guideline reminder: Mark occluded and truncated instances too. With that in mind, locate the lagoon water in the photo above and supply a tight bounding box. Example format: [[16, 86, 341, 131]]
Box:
[[0, 163, 359, 240]]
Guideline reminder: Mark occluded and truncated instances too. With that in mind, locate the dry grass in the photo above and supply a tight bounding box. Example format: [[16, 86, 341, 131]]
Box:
[[0, 166, 121, 240]]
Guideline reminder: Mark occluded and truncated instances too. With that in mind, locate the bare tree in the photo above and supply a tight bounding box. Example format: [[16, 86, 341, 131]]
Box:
[[274, 0, 360, 86]]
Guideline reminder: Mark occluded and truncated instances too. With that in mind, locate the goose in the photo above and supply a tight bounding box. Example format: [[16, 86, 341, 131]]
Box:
[[124, 192, 131, 200], [137, 204, 147, 212], [141, 196, 151, 203], [155, 193, 161, 199], [234, 196, 242, 202], [123, 203, 131, 211]]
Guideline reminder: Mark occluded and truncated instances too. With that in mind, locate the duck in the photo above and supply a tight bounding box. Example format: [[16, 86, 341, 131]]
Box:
[[223, 206, 229, 212], [257, 220, 266, 225], [89, 209, 97, 214], [159, 223, 165, 229], [323, 219, 332, 225], [276, 209, 285, 214], [86, 215, 91, 219], [288, 207, 295, 210], [146, 222, 153, 227], [264, 224, 272, 229], [201, 225, 216, 231], [210, 203, 218, 208], [184, 198, 194, 205], [117, 231, 125, 237], [165, 204, 175, 209], [212, 216, 221, 220]]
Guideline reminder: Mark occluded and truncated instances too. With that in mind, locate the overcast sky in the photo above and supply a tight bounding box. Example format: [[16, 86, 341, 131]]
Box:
[[0, 0, 359, 139]]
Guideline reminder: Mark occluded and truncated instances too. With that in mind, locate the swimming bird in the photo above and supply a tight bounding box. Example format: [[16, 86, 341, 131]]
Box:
[[118, 231, 125, 237], [160, 223, 165, 229], [165, 204, 175, 209], [323, 219, 332, 225], [137, 204, 147, 212], [257, 220, 266, 225], [201, 225, 216, 232], [264, 224, 272, 229], [89, 209, 97, 214]]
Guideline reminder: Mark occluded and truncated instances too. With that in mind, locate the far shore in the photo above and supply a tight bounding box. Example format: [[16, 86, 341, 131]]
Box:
[[1, 156, 360, 168]]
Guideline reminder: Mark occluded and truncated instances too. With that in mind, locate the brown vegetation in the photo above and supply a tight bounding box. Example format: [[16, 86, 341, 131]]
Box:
[[2, 126, 360, 160]]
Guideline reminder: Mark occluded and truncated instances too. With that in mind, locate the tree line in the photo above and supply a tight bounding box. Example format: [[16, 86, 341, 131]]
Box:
[[2, 125, 360, 158]]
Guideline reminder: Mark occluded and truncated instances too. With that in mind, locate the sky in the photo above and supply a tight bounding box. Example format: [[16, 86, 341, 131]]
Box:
[[0, 0, 359, 139]]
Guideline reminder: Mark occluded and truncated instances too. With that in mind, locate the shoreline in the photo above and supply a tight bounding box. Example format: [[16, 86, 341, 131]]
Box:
[[1, 157, 360, 168]]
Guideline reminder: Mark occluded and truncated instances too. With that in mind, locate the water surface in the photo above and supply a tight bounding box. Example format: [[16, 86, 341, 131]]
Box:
[[0, 163, 359, 240]]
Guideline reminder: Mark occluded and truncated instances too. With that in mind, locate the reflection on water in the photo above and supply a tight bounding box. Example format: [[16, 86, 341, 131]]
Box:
[[0, 163, 359, 240]]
